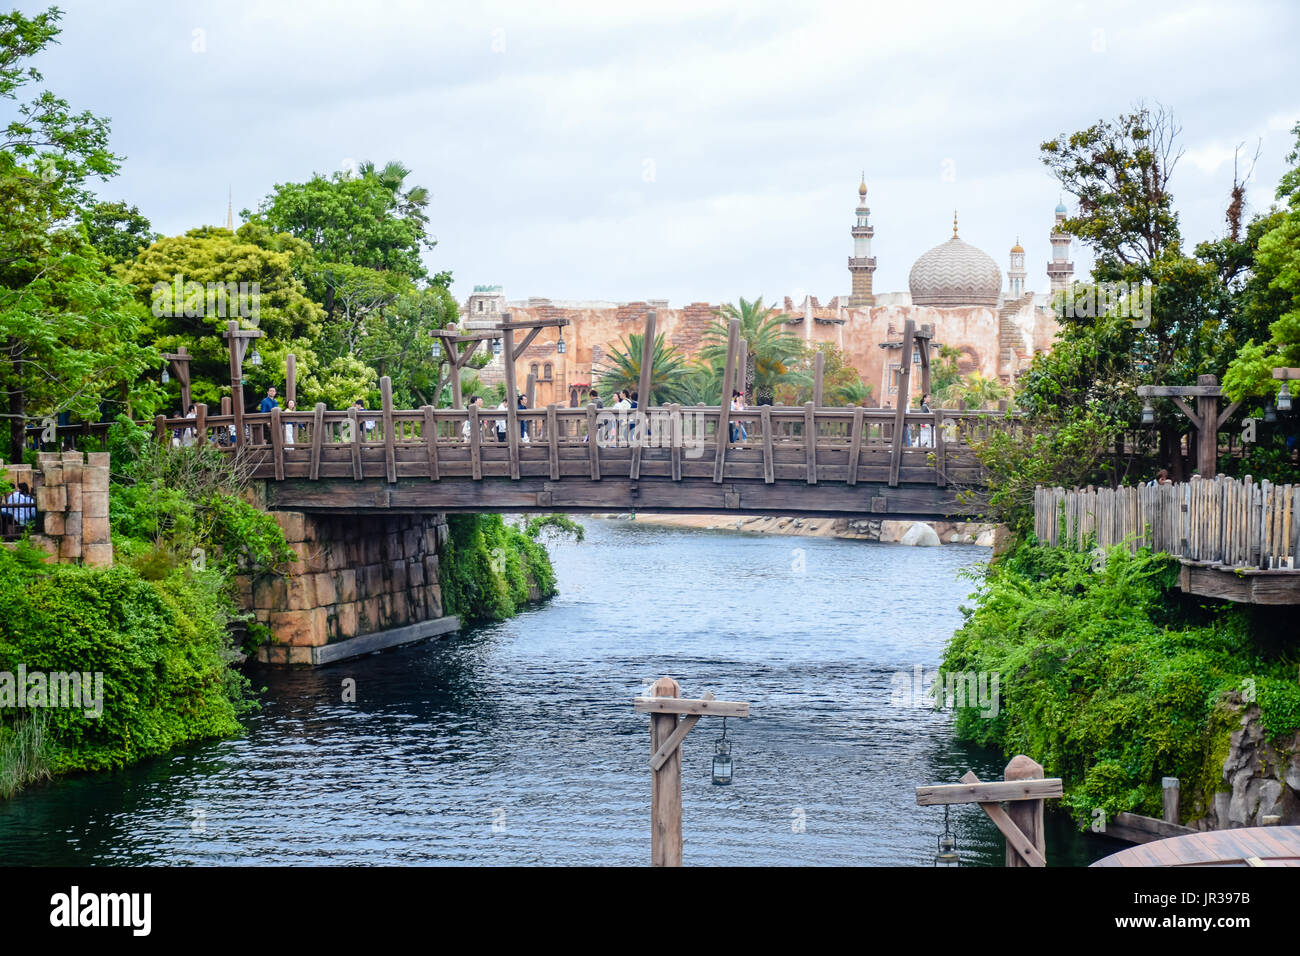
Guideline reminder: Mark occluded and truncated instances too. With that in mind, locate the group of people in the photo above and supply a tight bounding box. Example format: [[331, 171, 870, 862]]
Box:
[[901, 394, 935, 448]]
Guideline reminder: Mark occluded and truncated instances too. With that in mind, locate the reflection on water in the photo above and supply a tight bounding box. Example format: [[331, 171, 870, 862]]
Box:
[[0, 519, 1123, 865]]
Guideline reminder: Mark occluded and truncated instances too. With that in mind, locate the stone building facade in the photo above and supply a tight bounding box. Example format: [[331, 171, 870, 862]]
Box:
[[464, 183, 1071, 409]]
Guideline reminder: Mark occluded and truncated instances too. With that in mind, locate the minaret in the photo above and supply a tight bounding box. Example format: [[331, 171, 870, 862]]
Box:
[[1007, 237, 1026, 299], [1046, 198, 1074, 292], [847, 173, 877, 308]]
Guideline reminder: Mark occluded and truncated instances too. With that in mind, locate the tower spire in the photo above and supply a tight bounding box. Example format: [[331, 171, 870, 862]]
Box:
[[847, 174, 876, 308], [953, 210, 959, 238], [226, 186, 233, 232]]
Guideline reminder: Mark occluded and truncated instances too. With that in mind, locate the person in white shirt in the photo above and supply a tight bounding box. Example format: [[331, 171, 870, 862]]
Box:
[[461, 395, 484, 439]]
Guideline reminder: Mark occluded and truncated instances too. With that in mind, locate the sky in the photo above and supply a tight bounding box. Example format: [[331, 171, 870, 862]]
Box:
[[15, 0, 1300, 307]]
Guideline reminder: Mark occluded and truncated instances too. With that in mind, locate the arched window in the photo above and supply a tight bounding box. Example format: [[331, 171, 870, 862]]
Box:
[[530, 363, 539, 379], [477, 300, 483, 312], [543, 363, 553, 380]]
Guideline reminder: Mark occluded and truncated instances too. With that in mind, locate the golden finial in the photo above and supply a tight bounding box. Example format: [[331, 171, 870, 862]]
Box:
[[953, 210, 959, 238], [858, 170, 867, 197]]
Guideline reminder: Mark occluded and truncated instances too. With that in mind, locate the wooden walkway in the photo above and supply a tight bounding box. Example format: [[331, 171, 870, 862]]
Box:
[[1091, 826, 1300, 867], [147, 389, 1013, 519]]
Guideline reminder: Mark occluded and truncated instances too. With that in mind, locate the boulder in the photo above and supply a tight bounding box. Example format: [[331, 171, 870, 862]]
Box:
[[899, 522, 941, 547]]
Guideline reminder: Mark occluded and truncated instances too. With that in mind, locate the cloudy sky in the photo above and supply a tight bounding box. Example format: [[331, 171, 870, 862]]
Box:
[[18, 0, 1300, 306]]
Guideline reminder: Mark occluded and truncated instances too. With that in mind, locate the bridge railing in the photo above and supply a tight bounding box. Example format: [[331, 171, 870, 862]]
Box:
[[140, 399, 1009, 490]]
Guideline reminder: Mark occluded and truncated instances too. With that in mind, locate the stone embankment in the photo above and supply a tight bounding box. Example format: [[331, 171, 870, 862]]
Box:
[[613, 513, 1010, 550]]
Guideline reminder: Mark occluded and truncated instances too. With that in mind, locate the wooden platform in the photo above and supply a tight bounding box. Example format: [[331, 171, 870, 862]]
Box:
[[1091, 826, 1300, 867], [1178, 561, 1300, 605]]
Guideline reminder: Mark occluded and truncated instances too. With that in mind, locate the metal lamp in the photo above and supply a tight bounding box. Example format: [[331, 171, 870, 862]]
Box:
[[247, 346, 263, 367], [1279, 381, 1292, 413], [492, 338, 503, 357], [556, 335, 566, 355], [711, 718, 733, 786], [161, 368, 170, 385], [935, 805, 960, 866], [1141, 401, 1155, 425], [431, 338, 443, 360]]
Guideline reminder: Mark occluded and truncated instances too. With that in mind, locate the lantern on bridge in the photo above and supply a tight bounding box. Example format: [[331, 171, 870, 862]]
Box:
[[1141, 400, 1155, 425], [431, 337, 442, 360], [934, 805, 960, 866], [1279, 381, 1292, 413]]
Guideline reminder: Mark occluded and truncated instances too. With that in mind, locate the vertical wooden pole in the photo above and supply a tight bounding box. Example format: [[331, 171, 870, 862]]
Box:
[[449, 339, 464, 410], [468, 402, 482, 480], [804, 402, 817, 484], [227, 320, 245, 450], [269, 406, 284, 479], [422, 405, 440, 480], [889, 319, 916, 487], [1162, 776, 1180, 825], [630, 311, 657, 480], [761, 404, 774, 484], [1004, 755, 1045, 868], [586, 403, 601, 480], [194, 403, 207, 446], [649, 676, 683, 867], [380, 375, 397, 484], [504, 323, 521, 480], [918, 327, 932, 400], [1196, 374, 1219, 478], [813, 350, 825, 407], [347, 406, 363, 480], [309, 402, 325, 480], [847, 406, 864, 486], [286, 352, 297, 408], [546, 404, 559, 480], [713, 318, 740, 483]]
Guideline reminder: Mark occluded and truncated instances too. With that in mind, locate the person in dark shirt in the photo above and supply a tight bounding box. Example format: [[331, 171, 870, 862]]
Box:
[[258, 386, 279, 413]]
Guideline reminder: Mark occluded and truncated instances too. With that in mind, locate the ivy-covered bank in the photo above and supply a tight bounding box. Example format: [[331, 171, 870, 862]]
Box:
[[942, 542, 1300, 827], [0, 422, 568, 798]]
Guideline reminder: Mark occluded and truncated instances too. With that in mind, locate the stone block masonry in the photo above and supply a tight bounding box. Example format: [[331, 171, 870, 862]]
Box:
[[242, 511, 457, 665], [1, 451, 113, 568]]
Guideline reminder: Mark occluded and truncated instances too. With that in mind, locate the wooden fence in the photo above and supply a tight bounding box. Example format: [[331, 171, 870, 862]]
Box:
[[1034, 476, 1299, 570]]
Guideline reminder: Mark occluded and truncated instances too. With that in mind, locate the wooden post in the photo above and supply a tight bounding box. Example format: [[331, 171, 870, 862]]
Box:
[[918, 326, 932, 400], [813, 349, 825, 408], [468, 402, 482, 480], [347, 406, 363, 480], [804, 402, 817, 484], [503, 322, 521, 480], [286, 352, 296, 408], [228, 321, 245, 450], [648, 676, 683, 868], [1195, 374, 1218, 478], [309, 402, 325, 480], [526, 372, 537, 411], [194, 403, 207, 446], [154, 414, 166, 444], [889, 319, 916, 487], [546, 403, 559, 480], [847, 406, 864, 486], [269, 406, 284, 480], [449, 350, 463, 410], [421, 405, 439, 479], [380, 376, 397, 483], [1162, 777, 1180, 825], [712, 318, 740, 483], [630, 311, 657, 480], [761, 404, 775, 484], [1004, 755, 1046, 868], [669, 403, 683, 482], [586, 403, 601, 480]]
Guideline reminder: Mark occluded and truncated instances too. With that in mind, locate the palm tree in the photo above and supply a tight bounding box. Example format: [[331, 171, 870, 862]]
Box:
[[359, 159, 430, 227], [593, 332, 691, 405], [700, 297, 804, 404], [942, 371, 1010, 409], [677, 361, 722, 406]]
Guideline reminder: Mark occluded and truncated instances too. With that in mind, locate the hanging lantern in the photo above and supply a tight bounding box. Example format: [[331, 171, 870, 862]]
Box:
[[492, 338, 503, 357], [161, 368, 170, 385], [1141, 400, 1155, 425], [934, 805, 960, 866], [431, 338, 443, 360], [711, 717, 733, 786], [1279, 381, 1292, 413], [556, 334, 566, 355], [1265, 403, 1277, 423], [247, 345, 263, 367]]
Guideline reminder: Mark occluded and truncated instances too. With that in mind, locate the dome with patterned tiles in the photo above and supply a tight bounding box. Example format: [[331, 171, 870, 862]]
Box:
[[908, 214, 1002, 307]]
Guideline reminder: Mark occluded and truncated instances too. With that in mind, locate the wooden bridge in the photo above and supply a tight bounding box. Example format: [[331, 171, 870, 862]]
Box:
[[155, 391, 1005, 520]]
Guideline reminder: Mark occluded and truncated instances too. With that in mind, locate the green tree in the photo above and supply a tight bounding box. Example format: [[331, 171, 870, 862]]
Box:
[[595, 331, 690, 405], [700, 297, 803, 403], [773, 342, 865, 405], [80, 200, 156, 266]]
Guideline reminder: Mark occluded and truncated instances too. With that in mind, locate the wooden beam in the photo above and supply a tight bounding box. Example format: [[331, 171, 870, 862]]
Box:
[[914, 777, 1063, 806], [269, 406, 285, 481], [712, 318, 740, 483], [847, 406, 863, 486], [957, 771, 1047, 868], [1003, 755, 1046, 868], [1272, 367, 1300, 380], [1137, 385, 1224, 397], [495, 317, 571, 332], [546, 403, 560, 480], [421, 404, 439, 480], [285, 352, 296, 408], [468, 402, 482, 480], [633, 697, 750, 718], [503, 324, 521, 480], [347, 406, 363, 480], [380, 375, 397, 484], [804, 402, 817, 484], [649, 676, 682, 867], [586, 404, 601, 480], [649, 691, 714, 772], [309, 402, 325, 480], [511, 325, 543, 359], [889, 319, 915, 487], [1216, 399, 1242, 431], [761, 404, 775, 484]]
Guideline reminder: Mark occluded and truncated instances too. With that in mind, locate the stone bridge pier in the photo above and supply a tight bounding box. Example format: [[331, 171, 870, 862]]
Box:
[[241, 508, 460, 665]]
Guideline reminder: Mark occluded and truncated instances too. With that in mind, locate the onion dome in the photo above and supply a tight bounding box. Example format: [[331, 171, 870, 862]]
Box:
[[908, 217, 1002, 307]]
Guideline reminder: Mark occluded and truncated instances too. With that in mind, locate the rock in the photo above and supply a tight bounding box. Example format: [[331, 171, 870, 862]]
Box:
[[975, 529, 996, 547], [899, 522, 941, 547]]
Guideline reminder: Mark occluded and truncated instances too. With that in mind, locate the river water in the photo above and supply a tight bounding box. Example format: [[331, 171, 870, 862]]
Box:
[[0, 518, 1124, 866]]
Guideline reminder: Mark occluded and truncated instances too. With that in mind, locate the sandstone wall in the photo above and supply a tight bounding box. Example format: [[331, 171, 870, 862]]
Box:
[[243, 512, 449, 665], [1, 451, 112, 567]]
